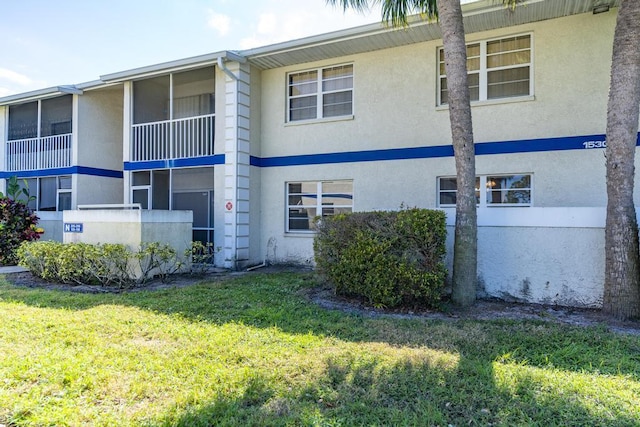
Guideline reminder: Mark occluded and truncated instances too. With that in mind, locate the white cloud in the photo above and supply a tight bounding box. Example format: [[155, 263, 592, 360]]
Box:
[[207, 10, 231, 36], [238, 2, 378, 50], [0, 68, 32, 86], [0, 87, 14, 97]]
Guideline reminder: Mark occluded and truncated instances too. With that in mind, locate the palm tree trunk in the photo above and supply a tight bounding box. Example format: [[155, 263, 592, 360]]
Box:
[[603, 0, 640, 320], [437, 0, 477, 306]]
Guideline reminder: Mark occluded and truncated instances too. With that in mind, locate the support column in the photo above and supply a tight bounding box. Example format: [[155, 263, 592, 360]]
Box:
[[71, 95, 80, 209], [223, 61, 251, 269], [122, 81, 132, 204], [0, 106, 6, 193]]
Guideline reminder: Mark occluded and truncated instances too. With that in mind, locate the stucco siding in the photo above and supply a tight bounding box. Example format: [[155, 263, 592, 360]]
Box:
[[75, 174, 122, 206], [77, 86, 124, 171]]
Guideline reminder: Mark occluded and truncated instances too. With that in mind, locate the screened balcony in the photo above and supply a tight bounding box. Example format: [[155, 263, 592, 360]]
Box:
[[131, 67, 215, 162], [5, 95, 72, 172]]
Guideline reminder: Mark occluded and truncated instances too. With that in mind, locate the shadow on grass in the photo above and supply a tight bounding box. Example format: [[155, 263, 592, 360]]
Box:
[[149, 354, 638, 427], [1, 272, 639, 426], [1, 272, 639, 378]]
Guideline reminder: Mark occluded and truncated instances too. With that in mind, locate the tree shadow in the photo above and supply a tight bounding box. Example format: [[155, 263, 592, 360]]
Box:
[[149, 350, 639, 426], [1, 272, 638, 378], [1, 272, 639, 425]]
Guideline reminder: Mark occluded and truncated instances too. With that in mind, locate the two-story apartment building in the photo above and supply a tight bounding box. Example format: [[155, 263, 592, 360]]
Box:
[[1, 0, 635, 307]]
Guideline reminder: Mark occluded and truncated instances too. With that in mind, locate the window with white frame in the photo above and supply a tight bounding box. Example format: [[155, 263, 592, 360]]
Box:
[[438, 34, 532, 105], [286, 180, 353, 231], [438, 174, 532, 207], [288, 64, 353, 122]]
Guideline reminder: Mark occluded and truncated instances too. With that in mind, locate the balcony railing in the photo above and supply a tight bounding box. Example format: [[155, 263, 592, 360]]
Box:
[[5, 134, 72, 172], [131, 114, 215, 162]]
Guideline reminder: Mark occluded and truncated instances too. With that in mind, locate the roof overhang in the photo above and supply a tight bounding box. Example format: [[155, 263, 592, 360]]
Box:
[[100, 50, 247, 83], [0, 85, 83, 106], [241, 0, 619, 69]]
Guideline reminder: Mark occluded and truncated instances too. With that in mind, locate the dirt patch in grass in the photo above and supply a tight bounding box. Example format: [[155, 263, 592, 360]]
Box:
[[303, 283, 640, 337], [1, 270, 240, 294], [3, 265, 639, 336]]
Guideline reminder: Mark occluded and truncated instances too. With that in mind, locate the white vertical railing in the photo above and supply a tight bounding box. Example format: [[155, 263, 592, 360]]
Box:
[[40, 134, 72, 169], [131, 114, 215, 162], [5, 134, 72, 171], [131, 120, 171, 161]]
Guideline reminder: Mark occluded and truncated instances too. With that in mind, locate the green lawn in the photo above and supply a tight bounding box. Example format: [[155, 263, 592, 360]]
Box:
[[0, 272, 638, 426]]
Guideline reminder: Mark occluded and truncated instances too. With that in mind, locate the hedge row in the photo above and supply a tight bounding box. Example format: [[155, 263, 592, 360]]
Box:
[[18, 241, 216, 288]]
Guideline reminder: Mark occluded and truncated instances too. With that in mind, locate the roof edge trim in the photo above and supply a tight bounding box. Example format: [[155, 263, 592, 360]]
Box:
[[100, 50, 246, 83], [0, 85, 83, 106]]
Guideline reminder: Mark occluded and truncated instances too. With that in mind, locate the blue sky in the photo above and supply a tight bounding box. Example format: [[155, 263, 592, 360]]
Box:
[[0, 0, 380, 97]]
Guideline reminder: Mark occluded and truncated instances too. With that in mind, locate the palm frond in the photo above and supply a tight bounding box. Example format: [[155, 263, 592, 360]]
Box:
[[327, 0, 523, 28]]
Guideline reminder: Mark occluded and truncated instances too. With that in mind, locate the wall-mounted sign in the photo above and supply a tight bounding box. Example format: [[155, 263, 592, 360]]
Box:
[[225, 201, 233, 211], [64, 223, 83, 233]]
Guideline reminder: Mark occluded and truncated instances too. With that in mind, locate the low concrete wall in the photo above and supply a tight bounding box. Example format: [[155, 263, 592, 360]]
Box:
[[443, 207, 607, 308], [63, 209, 192, 247], [62, 209, 193, 278], [36, 211, 64, 242]]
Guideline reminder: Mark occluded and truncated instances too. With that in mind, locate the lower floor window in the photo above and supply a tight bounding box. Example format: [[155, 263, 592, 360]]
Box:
[[11, 175, 72, 211], [286, 180, 353, 232], [438, 174, 532, 207]]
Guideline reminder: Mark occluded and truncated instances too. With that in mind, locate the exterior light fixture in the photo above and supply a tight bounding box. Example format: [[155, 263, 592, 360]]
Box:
[[593, 3, 610, 14]]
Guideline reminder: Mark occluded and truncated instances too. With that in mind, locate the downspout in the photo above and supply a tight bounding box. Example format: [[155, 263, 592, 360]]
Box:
[[217, 57, 238, 81]]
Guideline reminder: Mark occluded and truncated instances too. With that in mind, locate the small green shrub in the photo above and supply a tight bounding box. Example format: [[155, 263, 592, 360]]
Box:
[[136, 242, 184, 284], [17, 241, 214, 288], [314, 208, 447, 308], [18, 241, 135, 288], [188, 241, 219, 275], [0, 197, 42, 265]]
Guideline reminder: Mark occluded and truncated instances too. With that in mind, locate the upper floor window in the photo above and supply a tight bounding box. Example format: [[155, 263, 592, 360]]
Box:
[[288, 64, 353, 122], [438, 34, 532, 105], [438, 174, 532, 207], [286, 180, 353, 232]]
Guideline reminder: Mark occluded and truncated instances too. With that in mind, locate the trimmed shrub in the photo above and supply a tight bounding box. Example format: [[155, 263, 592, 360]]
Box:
[[0, 197, 42, 265], [314, 208, 447, 308], [18, 241, 136, 288], [17, 241, 209, 288]]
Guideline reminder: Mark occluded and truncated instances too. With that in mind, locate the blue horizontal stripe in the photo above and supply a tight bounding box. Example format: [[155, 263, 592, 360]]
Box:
[[76, 166, 123, 178], [251, 133, 640, 168], [253, 145, 454, 167], [124, 154, 225, 171], [0, 166, 123, 179]]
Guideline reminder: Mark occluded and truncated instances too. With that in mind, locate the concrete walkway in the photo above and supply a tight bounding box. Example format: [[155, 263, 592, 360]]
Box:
[[0, 266, 29, 274]]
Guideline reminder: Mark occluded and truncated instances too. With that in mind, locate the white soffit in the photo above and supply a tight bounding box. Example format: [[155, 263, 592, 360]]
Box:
[[242, 0, 619, 69]]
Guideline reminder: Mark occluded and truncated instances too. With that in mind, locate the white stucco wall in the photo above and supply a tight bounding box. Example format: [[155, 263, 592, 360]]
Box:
[[249, 65, 263, 265], [256, 11, 633, 257], [259, 12, 618, 156], [63, 209, 192, 278], [443, 207, 608, 308], [75, 174, 122, 207], [252, 10, 636, 307], [77, 86, 124, 171], [36, 211, 64, 242], [63, 209, 191, 246]]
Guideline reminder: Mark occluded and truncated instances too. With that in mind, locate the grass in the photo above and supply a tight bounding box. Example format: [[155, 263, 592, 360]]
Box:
[[0, 272, 638, 426]]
